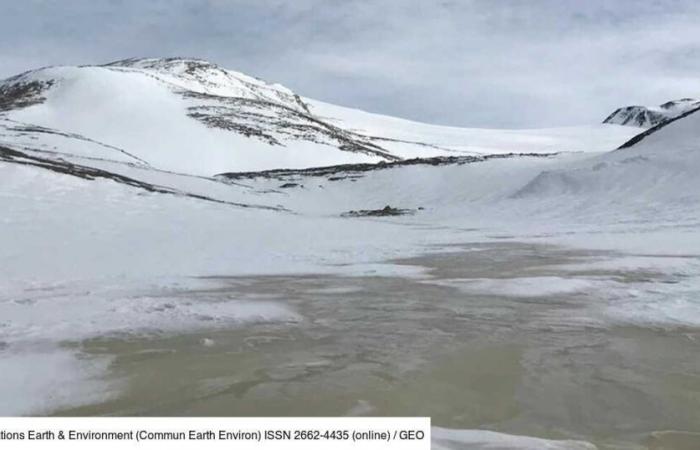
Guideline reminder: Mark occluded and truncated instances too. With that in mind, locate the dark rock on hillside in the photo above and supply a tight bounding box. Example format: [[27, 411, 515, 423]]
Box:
[[0, 80, 53, 112], [616, 104, 700, 149], [341, 205, 414, 217], [217, 153, 557, 183], [603, 98, 699, 128]]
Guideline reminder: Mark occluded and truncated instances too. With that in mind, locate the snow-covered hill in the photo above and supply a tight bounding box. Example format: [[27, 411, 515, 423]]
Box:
[[0, 57, 637, 175], [602, 98, 699, 128], [516, 104, 700, 221]]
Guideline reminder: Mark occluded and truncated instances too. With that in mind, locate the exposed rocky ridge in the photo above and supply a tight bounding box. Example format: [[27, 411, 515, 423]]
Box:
[[0, 79, 54, 112], [217, 153, 557, 182], [603, 98, 699, 128], [103, 57, 311, 112], [181, 90, 397, 160], [617, 104, 700, 150]]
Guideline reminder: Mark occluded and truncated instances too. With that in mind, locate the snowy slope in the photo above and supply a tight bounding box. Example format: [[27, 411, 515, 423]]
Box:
[[0, 63, 388, 174], [603, 98, 699, 128], [309, 99, 637, 157], [512, 105, 700, 224], [0, 57, 638, 175]]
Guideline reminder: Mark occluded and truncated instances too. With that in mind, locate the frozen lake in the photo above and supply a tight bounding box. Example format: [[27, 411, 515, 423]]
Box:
[[46, 243, 700, 450]]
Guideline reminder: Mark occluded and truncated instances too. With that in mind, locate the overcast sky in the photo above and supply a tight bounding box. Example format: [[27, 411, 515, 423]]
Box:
[[2, 0, 699, 127]]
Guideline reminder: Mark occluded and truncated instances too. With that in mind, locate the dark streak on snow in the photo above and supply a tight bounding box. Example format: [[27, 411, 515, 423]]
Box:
[[3, 119, 152, 166], [217, 153, 558, 181], [181, 90, 399, 161], [617, 106, 700, 150], [0, 145, 285, 211]]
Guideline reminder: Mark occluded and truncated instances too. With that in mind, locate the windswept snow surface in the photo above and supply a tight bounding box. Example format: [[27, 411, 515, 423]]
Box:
[[513, 105, 700, 220], [308, 99, 637, 158]]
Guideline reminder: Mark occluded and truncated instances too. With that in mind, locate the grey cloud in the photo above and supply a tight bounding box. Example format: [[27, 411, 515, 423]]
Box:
[[1, 0, 699, 127]]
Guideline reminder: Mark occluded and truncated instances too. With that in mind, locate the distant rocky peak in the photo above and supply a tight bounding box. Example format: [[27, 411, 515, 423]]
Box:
[[604, 98, 700, 128]]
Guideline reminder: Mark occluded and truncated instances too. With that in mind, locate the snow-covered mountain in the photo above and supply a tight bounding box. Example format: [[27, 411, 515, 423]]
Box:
[[602, 97, 699, 128], [0, 57, 637, 175]]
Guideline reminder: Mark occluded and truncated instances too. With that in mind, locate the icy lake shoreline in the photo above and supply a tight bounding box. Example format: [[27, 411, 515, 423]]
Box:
[[2, 242, 697, 449]]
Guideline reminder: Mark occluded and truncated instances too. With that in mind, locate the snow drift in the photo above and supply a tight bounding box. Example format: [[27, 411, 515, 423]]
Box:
[[514, 105, 700, 219]]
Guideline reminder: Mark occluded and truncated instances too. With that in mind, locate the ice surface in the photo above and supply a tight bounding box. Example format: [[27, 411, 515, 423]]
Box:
[[0, 347, 115, 416], [432, 427, 596, 450], [434, 277, 609, 298]]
